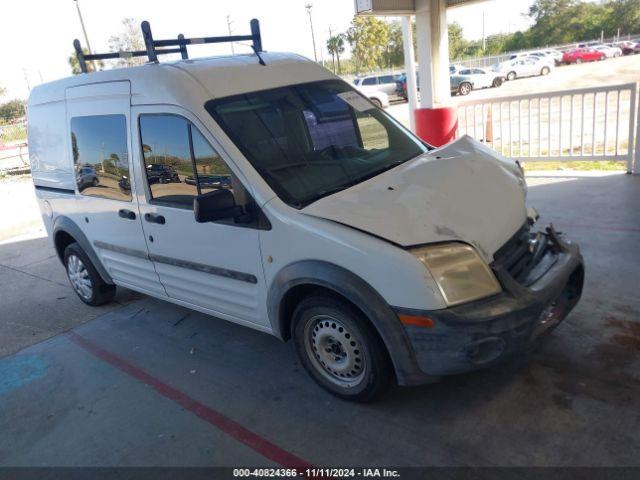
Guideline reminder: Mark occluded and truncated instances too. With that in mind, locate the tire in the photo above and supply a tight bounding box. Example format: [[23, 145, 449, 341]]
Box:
[[575, 58, 582, 64], [291, 293, 392, 402], [492, 77, 504, 88], [541, 66, 550, 75], [458, 82, 472, 96], [159, 176, 168, 184], [92, 178, 99, 187], [370, 98, 383, 109], [64, 243, 116, 306], [507, 71, 517, 81]]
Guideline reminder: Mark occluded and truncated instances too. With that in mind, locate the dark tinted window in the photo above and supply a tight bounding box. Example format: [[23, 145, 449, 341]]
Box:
[[362, 77, 377, 86], [70, 115, 131, 201], [139, 114, 241, 209], [379, 75, 394, 84]]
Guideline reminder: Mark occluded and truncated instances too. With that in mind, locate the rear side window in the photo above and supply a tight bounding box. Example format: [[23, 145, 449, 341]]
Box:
[[362, 77, 377, 86], [70, 115, 131, 201], [378, 75, 394, 84], [139, 114, 235, 209]]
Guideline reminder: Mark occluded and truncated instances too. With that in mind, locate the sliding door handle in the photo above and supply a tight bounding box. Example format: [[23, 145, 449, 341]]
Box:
[[118, 209, 136, 220], [144, 213, 166, 225]]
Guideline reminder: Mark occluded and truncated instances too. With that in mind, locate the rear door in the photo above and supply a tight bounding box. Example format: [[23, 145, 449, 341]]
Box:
[[130, 104, 269, 329], [64, 82, 165, 297], [377, 75, 397, 96]]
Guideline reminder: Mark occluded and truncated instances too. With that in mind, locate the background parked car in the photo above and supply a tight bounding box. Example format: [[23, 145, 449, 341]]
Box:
[[185, 174, 231, 189], [353, 73, 403, 100], [562, 47, 605, 64], [493, 56, 553, 81], [395, 72, 419, 101], [75, 165, 99, 191], [618, 40, 638, 55], [146, 164, 180, 184], [453, 68, 504, 93], [594, 44, 622, 58], [354, 84, 390, 108]]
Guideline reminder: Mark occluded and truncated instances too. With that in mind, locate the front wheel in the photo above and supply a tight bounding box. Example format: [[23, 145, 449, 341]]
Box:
[[492, 77, 504, 88], [458, 82, 472, 96], [64, 243, 116, 306], [507, 71, 517, 81], [575, 58, 583, 64], [541, 66, 550, 75], [292, 294, 392, 402]]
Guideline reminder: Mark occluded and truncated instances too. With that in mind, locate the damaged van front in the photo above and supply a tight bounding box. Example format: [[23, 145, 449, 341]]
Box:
[[301, 136, 584, 378]]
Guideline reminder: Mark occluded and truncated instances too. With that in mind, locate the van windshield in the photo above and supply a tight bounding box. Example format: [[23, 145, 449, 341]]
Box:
[[205, 80, 427, 208]]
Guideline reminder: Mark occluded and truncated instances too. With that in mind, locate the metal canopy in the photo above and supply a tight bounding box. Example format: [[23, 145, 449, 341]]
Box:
[[354, 0, 491, 15]]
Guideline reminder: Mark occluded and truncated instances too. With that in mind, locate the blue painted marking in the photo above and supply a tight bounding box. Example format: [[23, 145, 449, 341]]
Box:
[[0, 354, 47, 396]]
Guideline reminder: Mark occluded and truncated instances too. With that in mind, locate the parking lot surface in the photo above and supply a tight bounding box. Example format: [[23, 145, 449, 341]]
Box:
[[1, 171, 638, 467]]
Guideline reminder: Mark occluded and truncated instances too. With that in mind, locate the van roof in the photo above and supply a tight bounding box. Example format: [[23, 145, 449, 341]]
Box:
[[29, 52, 334, 107]]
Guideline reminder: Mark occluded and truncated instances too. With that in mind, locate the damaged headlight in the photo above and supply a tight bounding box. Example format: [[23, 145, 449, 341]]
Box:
[[411, 243, 502, 307]]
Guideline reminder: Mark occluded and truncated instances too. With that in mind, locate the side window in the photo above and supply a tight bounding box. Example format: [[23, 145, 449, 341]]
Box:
[[139, 115, 197, 208], [379, 75, 394, 84], [362, 77, 377, 86], [139, 114, 245, 210], [70, 115, 131, 201]]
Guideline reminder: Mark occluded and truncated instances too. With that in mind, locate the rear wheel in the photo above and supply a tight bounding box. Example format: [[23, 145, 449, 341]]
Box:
[[541, 66, 550, 75], [292, 293, 392, 402], [64, 243, 115, 306], [458, 82, 472, 96], [575, 58, 583, 64], [370, 98, 383, 109], [492, 77, 504, 88], [507, 71, 517, 81]]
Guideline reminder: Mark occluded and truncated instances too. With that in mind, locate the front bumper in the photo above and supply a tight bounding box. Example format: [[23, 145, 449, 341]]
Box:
[[397, 225, 584, 378]]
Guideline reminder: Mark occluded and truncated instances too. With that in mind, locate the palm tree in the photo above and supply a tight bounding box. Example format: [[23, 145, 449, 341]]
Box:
[[326, 34, 346, 74]]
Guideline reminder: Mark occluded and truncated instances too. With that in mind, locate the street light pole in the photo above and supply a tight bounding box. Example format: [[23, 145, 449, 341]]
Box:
[[305, 3, 318, 62], [73, 0, 97, 70], [226, 15, 235, 55]]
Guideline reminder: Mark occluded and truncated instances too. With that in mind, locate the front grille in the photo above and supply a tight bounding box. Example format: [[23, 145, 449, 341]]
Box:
[[493, 223, 549, 284]]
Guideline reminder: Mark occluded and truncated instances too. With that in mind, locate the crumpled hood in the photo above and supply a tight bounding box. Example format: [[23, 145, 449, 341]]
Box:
[[301, 135, 527, 262]]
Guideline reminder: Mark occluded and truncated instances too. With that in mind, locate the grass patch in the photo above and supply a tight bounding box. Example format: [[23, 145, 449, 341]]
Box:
[[522, 160, 626, 171]]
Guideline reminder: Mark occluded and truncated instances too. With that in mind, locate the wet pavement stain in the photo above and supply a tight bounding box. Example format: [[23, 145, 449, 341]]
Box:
[[0, 354, 47, 396]]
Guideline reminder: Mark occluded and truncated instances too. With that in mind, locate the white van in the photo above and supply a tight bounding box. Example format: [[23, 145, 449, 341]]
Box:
[[28, 24, 584, 401]]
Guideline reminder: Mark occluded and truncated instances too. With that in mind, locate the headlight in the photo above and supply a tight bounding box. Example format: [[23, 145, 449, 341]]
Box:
[[411, 243, 502, 307]]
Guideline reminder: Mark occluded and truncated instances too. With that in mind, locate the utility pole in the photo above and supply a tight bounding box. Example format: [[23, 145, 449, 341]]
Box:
[[226, 15, 235, 55], [73, 0, 97, 70], [305, 3, 318, 62], [482, 11, 486, 51], [22, 69, 31, 92]]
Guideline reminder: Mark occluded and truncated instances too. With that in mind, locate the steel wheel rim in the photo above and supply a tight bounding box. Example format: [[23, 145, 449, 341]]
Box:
[[304, 315, 366, 387], [67, 254, 93, 300]]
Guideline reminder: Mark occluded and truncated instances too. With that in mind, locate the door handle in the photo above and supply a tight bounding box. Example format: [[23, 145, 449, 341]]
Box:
[[144, 213, 166, 225], [118, 209, 136, 220]]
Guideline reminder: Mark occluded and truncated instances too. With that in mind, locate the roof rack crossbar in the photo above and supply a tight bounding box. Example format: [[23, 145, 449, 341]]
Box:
[[73, 18, 264, 74]]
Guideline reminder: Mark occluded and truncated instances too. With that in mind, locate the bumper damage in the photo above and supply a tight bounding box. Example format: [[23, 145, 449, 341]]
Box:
[[396, 224, 584, 379]]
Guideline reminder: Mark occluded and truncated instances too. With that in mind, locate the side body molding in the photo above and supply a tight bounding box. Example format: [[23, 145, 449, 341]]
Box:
[[52, 215, 114, 285], [267, 260, 433, 386]]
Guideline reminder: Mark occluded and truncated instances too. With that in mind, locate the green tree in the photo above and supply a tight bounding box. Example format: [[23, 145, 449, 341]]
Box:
[[448, 22, 469, 59], [0, 100, 26, 124], [326, 34, 346, 73], [346, 16, 390, 73], [108, 18, 145, 67], [607, 0, 640, 35], [382, 22, 405, 68]]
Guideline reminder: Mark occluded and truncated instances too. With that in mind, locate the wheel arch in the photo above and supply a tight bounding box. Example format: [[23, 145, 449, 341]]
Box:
[[52, 215, 113, 285], [267, 260, 429, 386]]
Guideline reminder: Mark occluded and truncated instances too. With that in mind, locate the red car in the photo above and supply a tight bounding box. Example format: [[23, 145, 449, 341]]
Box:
[[562, 48, 605, 64]]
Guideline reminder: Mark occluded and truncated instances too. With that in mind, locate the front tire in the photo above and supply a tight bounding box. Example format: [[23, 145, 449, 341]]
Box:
[[575, 58, 582, 64], [492, 77, 504, 88], [292, 293, 392, 402], [370, 98, 383, 109], [541, 66, 550, 75], [64, 243, 116, 306], [507, 71, 517, 81]]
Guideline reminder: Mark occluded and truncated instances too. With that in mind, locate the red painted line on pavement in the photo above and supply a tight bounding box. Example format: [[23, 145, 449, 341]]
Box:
[[67, 331, 314, 469], [555, 222, 640, 234]]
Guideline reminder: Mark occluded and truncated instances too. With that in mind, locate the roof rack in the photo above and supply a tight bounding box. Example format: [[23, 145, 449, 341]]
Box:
[[73, 19, 264, 73]]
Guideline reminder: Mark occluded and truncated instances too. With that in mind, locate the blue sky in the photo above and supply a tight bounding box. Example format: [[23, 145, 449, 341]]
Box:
[[0, 0, 534, 99]]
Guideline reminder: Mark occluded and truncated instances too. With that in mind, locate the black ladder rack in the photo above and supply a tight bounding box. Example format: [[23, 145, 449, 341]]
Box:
[[74, 19, 263, 73]]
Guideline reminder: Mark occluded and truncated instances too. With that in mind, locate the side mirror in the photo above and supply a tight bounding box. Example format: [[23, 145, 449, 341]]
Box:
[[194, 189, 242, 223]]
